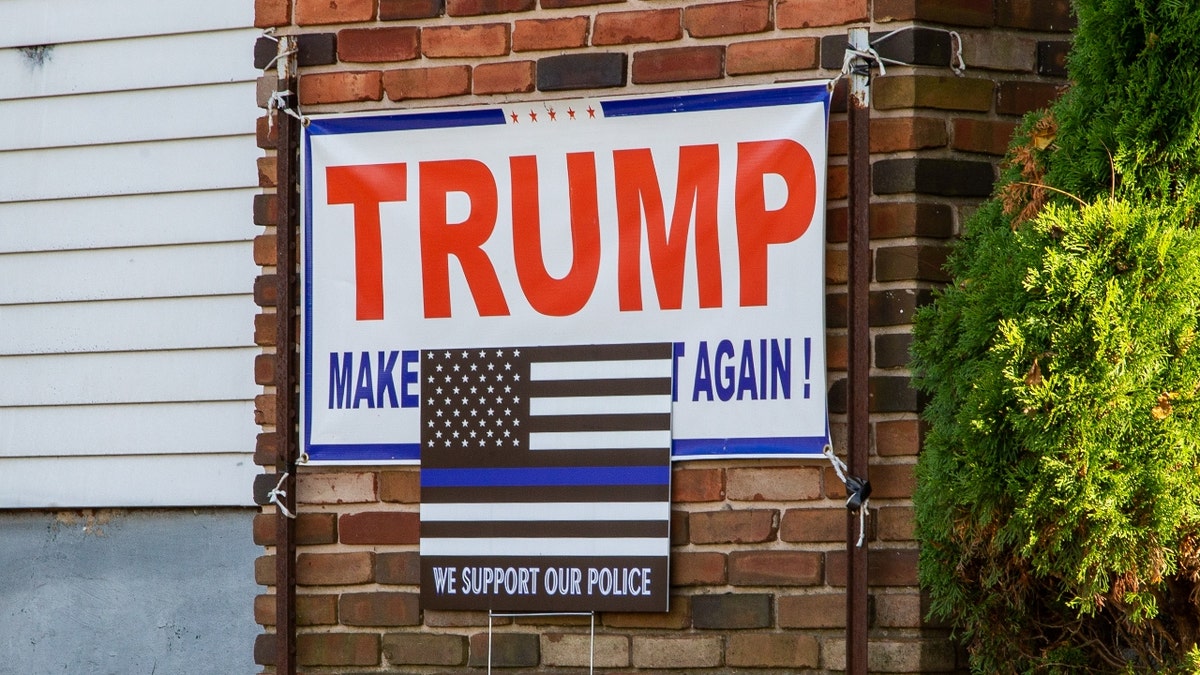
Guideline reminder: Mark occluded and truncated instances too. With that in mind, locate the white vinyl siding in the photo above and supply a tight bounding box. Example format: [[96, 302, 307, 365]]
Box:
[[0, 0, 261, 507]]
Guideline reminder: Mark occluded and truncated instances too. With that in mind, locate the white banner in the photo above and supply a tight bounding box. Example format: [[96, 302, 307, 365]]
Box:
[[301, 81, 831, 463]]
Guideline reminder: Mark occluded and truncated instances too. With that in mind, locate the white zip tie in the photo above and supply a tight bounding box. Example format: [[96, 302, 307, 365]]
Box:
[[266, 89, 304, 133], [261, 46, 297, 73], [267, 471, 297, 519], [824, 446, 870, 547]]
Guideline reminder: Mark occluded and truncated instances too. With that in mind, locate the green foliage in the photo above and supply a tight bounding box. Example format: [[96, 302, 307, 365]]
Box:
[[911, 0, 1200, 671], [1048, 0, 1200, 199]]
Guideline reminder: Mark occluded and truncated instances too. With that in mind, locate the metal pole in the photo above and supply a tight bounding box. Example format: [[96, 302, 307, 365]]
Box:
[[273, 35, 300, 675], [846, 26, 871, 675]]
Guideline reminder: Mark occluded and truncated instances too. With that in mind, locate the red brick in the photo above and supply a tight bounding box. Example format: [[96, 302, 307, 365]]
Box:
[[633, 635, 722, 668], [473, 61, 535, 95], [339, 511, 419, 545], [297, 472, 377, 504], [778, 592, 845, 628], [377, 551, 421, 584], [632, 46, 724, 84], [826, 248, 848, 285], [467, 633, 539, 667], [297, 632, 380, 667], [422, 23, 509, 58], [296, 551, 375, 585], [255, 554, 276, 585], [255, 593, 338, 626], [692, 593, 771, 629], [727, 633, 819, 668], [252, 512, 337, 546], [827, 333, 848, 371], [383, 633, 468, 666], [828, 119, 847, 157], [592, 9, 681, 46], [996, 0, 1074, 31], [299, 71, 383, 105], [340, 591, 420, 626], [255, 0, 291, 27], [257, 156, 276, 188], [338, 27, 420, 62], [870, 202, 954, 239], [876, 243, 951, 283], [876, 418, 924, 457], [253, 192, 277, 226], [255, 432, 278, 467], [871, 117, 948, 153], [875, 592, 922, 628], [671, 467, 724, 502], [953, 118, 1018, 155], [425, 609, 495, 627], [689, 509, 778, 544], [542, 0, 622, 6], [867, 462, 916, 499], [671, 509, 688, 546], [727, 466, 822, 501], [873, 75, 994, 112], [877, 505, 916, 541], [252, 271, 274, 306], [380, 0, 444, 20], [874, 0, 992, 27], [254, 393, 275, 425], [827, 163, 848, 200], [254, 633, 274, 665], [604, 596, 691, 629], [253, 233, 276, 266], [296, 0, 376, 25], [780, 507, 851, 543], [728, 550, 822, 585], [726, 37, 818, 75], [684, 0, 770, 38], [384, 65, 471, 100], [827, 547, 918, 586], [671, 551, 727, 585], [997, 80, 1066, 116], [447, 0, 533, 16], [379, 469, 420, 502], [777, 0, 866, 28], [256, 115, 276, 149], [960, 30, 1037, 72], [254, 353, 274, 386], [513, 17, 588, 51]]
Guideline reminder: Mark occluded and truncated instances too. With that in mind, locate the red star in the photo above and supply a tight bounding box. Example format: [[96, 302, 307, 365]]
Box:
[[586, 106, 596, 118], [509, 111, 519, 123], [528, 110, 538, 122], [567, 107, 576, 119], [548, 108, 557, 121]]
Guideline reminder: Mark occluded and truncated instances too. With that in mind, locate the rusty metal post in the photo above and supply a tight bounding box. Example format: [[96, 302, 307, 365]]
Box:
[[846, 26, 872, 675], [273, 35, 300, 675]]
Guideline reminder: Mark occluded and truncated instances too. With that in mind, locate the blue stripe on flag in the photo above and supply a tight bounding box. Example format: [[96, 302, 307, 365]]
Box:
[[421, 466, 670, 488]]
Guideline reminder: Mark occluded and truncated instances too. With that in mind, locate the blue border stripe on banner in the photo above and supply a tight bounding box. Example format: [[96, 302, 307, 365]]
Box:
[[306, 108, 507, 135], [601, 83, 829, 118], [672, 436, 829, 457], [307, 443, 421, 462], [422, 466, 670, 488]]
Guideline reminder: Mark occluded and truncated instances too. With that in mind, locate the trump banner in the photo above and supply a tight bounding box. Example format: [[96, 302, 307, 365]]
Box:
[[301, 81, 832, 469]]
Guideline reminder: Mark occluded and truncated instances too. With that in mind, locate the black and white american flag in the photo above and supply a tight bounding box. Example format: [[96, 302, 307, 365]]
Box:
[[419, 343, 673, 611]]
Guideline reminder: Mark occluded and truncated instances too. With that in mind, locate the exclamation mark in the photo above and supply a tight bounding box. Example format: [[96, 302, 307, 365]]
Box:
[[803, 337, 812, 399]]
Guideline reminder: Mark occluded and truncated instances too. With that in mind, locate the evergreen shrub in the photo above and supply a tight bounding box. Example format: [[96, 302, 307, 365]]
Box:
[[910, 0, 1200, 670]]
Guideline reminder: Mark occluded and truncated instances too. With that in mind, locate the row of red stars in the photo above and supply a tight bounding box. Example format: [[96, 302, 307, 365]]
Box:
[[508, 105, 597, 123]]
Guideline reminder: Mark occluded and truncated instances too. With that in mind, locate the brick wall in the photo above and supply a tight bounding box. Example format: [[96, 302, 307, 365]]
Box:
[[251, 0, 1072, 671]]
